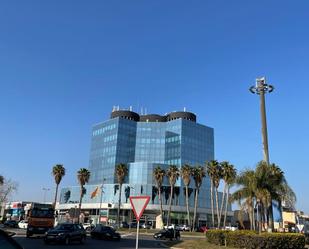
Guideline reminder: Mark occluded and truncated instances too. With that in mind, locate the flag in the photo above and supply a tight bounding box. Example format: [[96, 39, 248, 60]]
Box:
[[91, 186, 99, 199]]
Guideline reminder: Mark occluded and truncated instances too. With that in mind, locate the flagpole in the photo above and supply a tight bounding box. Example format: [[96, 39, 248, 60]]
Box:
[[98, 178, 106, 224]]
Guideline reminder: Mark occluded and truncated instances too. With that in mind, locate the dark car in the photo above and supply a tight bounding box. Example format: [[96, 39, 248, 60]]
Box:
[[44, 223, 86, 245], [129, 222, 138, 228], [154, 228, 180, 240], [90, 225, 121, 241], [120, 221, 129, 228], [0, 229, 23, 249], [4, 220, 19, 228]]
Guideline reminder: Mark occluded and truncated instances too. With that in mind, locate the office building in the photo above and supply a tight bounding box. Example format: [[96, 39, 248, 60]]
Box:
[[58, 108, 231, 226]]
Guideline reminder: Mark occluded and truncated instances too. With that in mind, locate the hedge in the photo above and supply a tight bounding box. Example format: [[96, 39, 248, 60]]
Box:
[[206, 230, 305, 249]]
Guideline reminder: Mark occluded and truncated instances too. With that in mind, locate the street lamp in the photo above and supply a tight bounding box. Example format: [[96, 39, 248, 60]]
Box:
[[42, 188, 50, 203], [249, 77, 274, 165], [98, 178, 106, 224]]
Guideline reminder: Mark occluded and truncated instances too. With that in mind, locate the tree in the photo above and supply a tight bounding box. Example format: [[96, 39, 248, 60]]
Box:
[[166, 165, 179, 226], [0, 177, 18, 208], [115, 163, 128, 227], [231, 169, 257, 230], [255, 161, 296, 230], [52, 164, 65, 207], [77, 168, 91, 223], [231, 162, 296, 231], [219, 162, 237, 228], [181, 164, 193, 227], [192, 165, 206, 231], [206, 160, 220, 227], [153, 166, 165, 226]]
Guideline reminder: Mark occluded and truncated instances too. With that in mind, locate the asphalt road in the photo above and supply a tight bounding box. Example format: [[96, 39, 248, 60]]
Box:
[[8, 229, 167, 249]]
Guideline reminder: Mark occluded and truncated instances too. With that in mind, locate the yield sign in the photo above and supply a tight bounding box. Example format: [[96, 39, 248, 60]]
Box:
[[129, 196, 150, 221]]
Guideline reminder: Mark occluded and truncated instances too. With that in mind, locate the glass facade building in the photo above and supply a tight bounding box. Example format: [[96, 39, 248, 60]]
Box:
[[59, 109, 230, 226]]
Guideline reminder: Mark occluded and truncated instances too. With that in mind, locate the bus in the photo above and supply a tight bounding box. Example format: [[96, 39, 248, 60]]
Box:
[[26, 203, 55, 238]]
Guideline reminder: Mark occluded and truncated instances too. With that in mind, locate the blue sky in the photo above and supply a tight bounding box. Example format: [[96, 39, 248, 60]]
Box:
[[1, 1, 309, 212]]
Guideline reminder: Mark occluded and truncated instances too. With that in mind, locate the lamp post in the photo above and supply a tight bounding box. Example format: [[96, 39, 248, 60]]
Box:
[[98, 178, 106, 224], [249, 77, 274, 165], [42, 187, 50, 203], [249, 77, 274, 231]]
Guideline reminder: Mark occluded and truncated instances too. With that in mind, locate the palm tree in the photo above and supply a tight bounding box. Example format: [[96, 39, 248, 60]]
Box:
[[220, 162, 236, 228], [153, 166, 165, 226], [77, 168, 91, 223], [192, 166, 206, 231], [166, 165, 180, 226], [206, 160, 220, 227], [52, 164, 65, 207], [255, 161, 296, 230], [115, 163, 128, 227], [232, 162, 296, 231], [181, 164, 193, 227], [231, 169, 256, 230]]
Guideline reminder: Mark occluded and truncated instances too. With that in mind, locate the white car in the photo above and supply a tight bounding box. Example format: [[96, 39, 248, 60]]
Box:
[[18, 220, 28, 229], [178, 224, 190, 231]]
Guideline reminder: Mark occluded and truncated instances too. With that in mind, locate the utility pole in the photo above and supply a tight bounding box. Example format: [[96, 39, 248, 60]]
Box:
[[249, 77, 274, 165]]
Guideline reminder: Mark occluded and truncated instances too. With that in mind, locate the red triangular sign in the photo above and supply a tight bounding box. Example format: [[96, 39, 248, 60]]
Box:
[[129, 196, 150, 221]]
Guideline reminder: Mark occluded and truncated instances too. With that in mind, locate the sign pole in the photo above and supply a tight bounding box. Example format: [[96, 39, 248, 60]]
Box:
[[129, 196, 150, 249], [136, 220, 140, 249]]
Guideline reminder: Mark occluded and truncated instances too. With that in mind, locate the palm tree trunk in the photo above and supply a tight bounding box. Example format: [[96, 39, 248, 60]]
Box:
[[268, 204, 274, 230], [215, 188, 220, 228], [117, 184, 122, 227], [78, 185, 83, 223], [252, 200, 256, 231], [210, 182, 214, 227], [185, 185, 191, 227], [258, 202, 262, 234], [192, 188, 199, 231], [223, 185, 229, 228], [219, 182, 227, 228], [54, 184, 59, 207], [167, 185, 174, 226], [158, 187, 164, 227], [248, 201, 253, 230]]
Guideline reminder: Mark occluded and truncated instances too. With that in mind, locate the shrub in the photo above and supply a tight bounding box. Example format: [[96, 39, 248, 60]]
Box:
[[205, 230, 227, 245], [206, 230, 305, 249]]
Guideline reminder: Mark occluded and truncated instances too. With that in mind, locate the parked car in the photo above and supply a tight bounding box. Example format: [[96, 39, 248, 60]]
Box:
[[120, 221, 129, 228], [178, 224, 190, 231], [44, 223, 86, 245], [225, 226, 238, 231], [154, 228, 181, 240], [90, 224, 121, 241], [197, 226, 208, 233], [140, 222, 151, 229], [82, 223, 95, 232], [18, 220, 28, 229], [129, 222, 138, 228], [0, 229, 23, 249], [4, 220, 18, 228]]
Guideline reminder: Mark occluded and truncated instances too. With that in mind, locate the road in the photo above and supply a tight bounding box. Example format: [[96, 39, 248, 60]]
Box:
[[8, 229, 167, 249]]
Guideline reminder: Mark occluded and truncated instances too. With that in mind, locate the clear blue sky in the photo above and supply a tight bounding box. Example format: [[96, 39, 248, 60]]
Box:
[[1, 1, 309, 212]]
